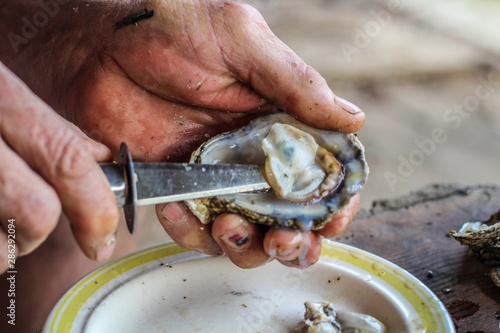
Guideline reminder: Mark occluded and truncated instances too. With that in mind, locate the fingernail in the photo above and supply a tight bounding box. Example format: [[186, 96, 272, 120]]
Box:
[[96, 235, 116, 262], [161, 203, 185, 223], [220, 225, 250, 250], [335, 96, 362, 114], [266, 231, 305, 261], [276, 244, 305, 261]]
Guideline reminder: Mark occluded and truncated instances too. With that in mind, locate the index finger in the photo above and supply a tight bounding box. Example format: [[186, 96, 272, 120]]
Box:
[[0, 65, 119, 261]]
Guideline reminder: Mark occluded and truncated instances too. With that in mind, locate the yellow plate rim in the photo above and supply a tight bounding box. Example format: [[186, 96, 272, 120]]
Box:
[[44, 240, 454, 332]]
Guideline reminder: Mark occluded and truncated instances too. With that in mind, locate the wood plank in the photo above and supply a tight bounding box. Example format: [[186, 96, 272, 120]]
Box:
[[334, 183, 500, 332]]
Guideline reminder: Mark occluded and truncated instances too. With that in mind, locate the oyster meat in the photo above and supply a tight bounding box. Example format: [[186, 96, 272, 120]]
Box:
[[297, 301, 386, 333], [262, 123, 345, 204], [185, 113, 368, 231]]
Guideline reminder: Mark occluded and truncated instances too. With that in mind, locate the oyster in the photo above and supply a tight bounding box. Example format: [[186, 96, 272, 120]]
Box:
[[262, 123, 345, 204], [450, 209, 500, 286], [450, 210, 500, 265], [297, 301, 386, 333], [185, 113, 368, 231]]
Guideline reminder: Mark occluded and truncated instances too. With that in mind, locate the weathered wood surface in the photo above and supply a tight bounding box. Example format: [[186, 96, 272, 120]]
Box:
[[334, 183, 500, 332]]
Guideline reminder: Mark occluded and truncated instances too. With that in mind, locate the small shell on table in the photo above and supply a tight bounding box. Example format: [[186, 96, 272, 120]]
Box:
[[450, 210, 500, 286]]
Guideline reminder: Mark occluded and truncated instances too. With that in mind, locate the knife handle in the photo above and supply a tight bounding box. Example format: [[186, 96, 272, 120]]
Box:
[[100, 164, 127, 207], [100, 143, 137, 234]]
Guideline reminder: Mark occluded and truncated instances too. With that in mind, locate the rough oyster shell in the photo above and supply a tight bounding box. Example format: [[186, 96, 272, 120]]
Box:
[[185, 113, 368, 231], [450, 209, 500, 286], [450, 210, 500, 265]]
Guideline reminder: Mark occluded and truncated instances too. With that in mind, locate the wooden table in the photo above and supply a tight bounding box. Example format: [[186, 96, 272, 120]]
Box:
[[333, 184, 500, 333]]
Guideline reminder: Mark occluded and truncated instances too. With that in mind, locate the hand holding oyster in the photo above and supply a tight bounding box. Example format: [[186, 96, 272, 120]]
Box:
[[185, 113, 369, 231]]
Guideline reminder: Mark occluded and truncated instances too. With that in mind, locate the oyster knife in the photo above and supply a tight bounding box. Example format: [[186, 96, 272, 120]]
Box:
[[100, 143, 270, 234]]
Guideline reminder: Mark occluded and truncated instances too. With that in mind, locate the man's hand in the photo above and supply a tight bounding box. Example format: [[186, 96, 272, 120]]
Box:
[[0, 64, 119, 273], [107, 1, 364, 269], [0, 0, 365, 270]]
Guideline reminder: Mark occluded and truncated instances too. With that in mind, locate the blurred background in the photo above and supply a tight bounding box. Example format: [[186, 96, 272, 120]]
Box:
[[246, 0, 500, 208], [140, 0, 500, 244]]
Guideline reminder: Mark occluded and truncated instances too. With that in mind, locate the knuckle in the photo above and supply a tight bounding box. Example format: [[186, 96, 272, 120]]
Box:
[[19, 191, 61, 249], [234, 2, 259, 16], [0, 166, 61, 253], [48, 130, 92, 180], [220, 1, 263, 23], [25, 202, 60, 241]]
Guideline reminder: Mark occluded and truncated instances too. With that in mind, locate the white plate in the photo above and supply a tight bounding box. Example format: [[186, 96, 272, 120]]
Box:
[[43, 240, 454, 332]]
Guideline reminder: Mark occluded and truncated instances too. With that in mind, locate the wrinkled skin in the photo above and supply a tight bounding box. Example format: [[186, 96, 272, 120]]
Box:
[[0, 1, 363, 331]]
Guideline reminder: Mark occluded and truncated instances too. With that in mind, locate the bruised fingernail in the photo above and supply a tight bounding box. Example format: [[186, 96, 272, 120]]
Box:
[[335, 96, 362, 114], [161, 203, 185, 223], [220, 225, 250, 250], [96, 234, 116, 262]]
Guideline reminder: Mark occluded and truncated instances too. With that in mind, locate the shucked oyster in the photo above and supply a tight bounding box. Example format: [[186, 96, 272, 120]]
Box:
[[261, 122, 345, 204], [297, 301, 386, 333], [185, 113, 368, 231]]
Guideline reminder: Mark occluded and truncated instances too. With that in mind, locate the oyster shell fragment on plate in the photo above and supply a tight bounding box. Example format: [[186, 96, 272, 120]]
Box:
[[297, 301, 386, 333], [450, 209, 500, 286], [185, 113, 368, 231]]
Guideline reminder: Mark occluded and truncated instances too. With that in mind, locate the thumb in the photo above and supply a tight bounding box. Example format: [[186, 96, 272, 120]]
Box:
[[217, 3, 364, 132]]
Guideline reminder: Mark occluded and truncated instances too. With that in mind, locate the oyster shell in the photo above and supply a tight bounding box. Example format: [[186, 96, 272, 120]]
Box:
[[185, 113, 368, 231], [450, 210, 500, 265], [450, 209, 500, 286], [297, 301, 386, 333]]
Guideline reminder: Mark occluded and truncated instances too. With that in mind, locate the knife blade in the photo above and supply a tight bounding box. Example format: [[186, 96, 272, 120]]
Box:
[[100, 143, 270, 233]]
